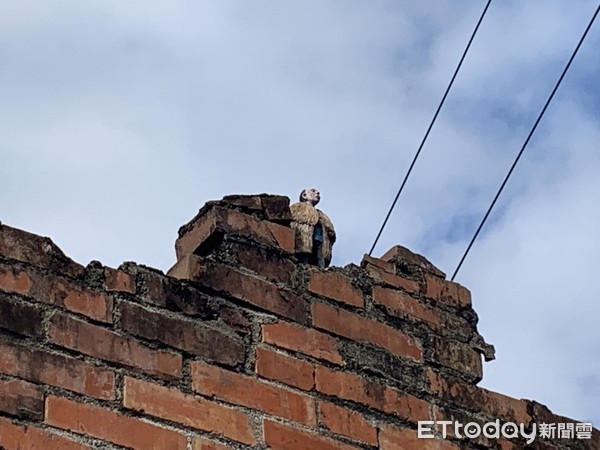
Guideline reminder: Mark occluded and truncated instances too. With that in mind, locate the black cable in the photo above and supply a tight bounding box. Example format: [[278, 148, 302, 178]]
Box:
[[451, 1, 600, 281], [368, 0, 493, 256]]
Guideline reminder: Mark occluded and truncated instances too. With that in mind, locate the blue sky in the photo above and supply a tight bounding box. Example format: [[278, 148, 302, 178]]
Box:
[[2, 0, 599, 428]]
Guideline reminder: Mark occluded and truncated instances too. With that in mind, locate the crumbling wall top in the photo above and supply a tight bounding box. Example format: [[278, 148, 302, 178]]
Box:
[[0, 194, 597, 450]]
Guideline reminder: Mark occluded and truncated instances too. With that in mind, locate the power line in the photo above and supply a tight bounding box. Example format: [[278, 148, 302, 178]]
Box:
[[368, 0, 493, 257], [451, 1, 600, 281]]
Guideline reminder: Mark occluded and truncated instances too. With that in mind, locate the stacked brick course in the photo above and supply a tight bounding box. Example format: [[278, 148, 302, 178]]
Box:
[[0, 194, 598, 449]]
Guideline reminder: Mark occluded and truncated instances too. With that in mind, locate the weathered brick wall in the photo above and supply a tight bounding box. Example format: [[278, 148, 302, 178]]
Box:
[[0, 194, 598, 450]]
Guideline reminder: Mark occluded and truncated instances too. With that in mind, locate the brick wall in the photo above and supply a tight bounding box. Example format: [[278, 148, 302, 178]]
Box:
[[0, 194, 598, 450]]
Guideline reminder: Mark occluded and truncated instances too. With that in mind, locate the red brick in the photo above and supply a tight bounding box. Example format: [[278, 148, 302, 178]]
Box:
[[425, 275, 471, 308], [0, 416, 90, 450], [172, 257, 308, 323], [124, 377, 256, 445], [264, 419, 360, 450], [176, 208, 218, 259], [0, 294, 43, 337], [315, 366, 428, 423], [0, 267, 32, 295], [120, 301, 244, 366], [0, 264, 113, 322], [256, 346, 315, 390], [312, 302, 422, 361], [48, 313, 182, 379], [425, 368, 444, 393], [0, 378, 43, 419], [176, 207, 294, 259], [262, 321, 343, 365], [495, 439, 560, 450], [45, 395, 187, 449], [373, 286, 441, 327], [427, 370, 531, 424], [380, 245, 446, 278], [366, 264, 421, 293], [221, 194, 263, 210], [430, 336, 482, 381], [104, 267, 135, 294], [379, 424, 460, 450], [431, 405, 493, 447], [135, 266, 211, 315], [308, 271, 364, 307], [175, 233, 294, 286], [497, 439, 517, 450], [192, 361, 316, 426], [58, 283, 113, 323], [479, 390, 531, 426], [0, 224, 85, 278], [260, 195, 292, 221], [165, 254, 195, 280], [265, 221, 295, 253], [192, 437, 232, 450], [361, 254, 395, 274], [319, 401, 377, 445], [220, 306, 253, 332], [0, 342, 115, 400], [234, 240, 295, 284]]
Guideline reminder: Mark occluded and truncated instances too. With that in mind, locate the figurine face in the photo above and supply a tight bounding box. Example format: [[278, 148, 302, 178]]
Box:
[[302, 188, 320, 206]]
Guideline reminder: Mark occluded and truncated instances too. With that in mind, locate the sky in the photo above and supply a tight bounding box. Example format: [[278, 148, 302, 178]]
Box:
[[1, 0, 599, 428]]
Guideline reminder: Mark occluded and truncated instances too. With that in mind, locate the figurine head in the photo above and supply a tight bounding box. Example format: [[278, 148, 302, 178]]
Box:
[[299, 188, 320, 206]]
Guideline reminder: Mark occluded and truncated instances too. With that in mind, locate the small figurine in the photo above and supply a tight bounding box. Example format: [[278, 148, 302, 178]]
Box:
[[289, 188, 336, 268]]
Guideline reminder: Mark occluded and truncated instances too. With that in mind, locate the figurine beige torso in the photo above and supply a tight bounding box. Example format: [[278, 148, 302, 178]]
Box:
[[289, 188, 336, 268]]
